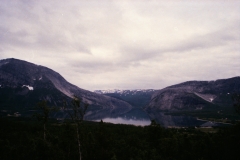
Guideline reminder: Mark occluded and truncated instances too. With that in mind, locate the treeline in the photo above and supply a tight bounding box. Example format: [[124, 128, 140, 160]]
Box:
[[0, 117, 239, 160]]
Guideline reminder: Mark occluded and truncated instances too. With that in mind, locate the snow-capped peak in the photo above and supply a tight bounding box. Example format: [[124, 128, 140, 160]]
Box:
[[94, 89, 155, 94]]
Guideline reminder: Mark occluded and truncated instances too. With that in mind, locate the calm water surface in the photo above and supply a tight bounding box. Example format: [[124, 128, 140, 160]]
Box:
[[95, 117, 151, 126]]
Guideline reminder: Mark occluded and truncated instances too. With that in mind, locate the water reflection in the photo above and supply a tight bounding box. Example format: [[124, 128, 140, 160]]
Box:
[[95, 117, 151, 126]]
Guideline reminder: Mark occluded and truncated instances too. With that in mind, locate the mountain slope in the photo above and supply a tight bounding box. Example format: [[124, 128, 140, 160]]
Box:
[[147, 77, 240, 111], [0, 58, 133, 119], [145, 77, 240, 123]]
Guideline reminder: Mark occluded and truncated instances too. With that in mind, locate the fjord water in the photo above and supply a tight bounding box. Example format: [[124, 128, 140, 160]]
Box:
[[95, 117, 151, 126], [95, 115, 210, 127], [90, 107, 210, 127], [90, 107, 152, 126], [85, 105, 228, 127]]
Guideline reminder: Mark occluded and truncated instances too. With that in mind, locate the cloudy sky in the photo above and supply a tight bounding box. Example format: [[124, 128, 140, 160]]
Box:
[[0, 0, 239, 91]]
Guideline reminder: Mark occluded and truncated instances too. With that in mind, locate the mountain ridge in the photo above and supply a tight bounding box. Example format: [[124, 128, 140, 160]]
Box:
[[145, 76, 240, 124], [0, 58, 133, 119], [1, 58, 239, 125], [147, 76, 240, 110], [94, 89, 156, 108]]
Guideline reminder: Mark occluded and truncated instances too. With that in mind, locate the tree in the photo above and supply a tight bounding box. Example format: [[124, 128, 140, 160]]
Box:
[[232, 93, 240, 115], [150, 119, 157, 126], [63, 96, 89, 160], [34, 100, 58, 141]]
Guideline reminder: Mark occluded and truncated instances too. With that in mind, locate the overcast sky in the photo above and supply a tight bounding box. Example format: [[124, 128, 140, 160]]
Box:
[[0, 0, 239, 91]]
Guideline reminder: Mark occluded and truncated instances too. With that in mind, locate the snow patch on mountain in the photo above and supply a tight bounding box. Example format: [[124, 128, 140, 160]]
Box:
[[22, 85, 34, 90]]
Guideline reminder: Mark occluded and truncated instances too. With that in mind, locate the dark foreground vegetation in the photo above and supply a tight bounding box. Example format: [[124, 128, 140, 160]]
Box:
[[0, 117, 240, 160]]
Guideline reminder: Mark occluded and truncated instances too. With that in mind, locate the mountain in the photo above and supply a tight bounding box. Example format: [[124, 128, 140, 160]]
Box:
[[0, 58, 133, 119], [1, 58, 239, 127], [145, 77, 240, 123], [147, 77, 240, 111], [94, 89, 156, 108]]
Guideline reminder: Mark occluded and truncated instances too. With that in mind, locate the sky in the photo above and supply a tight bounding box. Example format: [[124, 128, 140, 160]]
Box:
[[0, 0, 239, 91]]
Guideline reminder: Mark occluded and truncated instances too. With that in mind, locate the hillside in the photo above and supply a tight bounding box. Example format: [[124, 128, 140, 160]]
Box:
[[0, 58, 133, 119], [145, 77, 240, 123]]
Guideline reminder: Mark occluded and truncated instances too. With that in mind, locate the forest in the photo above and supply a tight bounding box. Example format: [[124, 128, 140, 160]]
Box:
[[0, 116, 239, 160]]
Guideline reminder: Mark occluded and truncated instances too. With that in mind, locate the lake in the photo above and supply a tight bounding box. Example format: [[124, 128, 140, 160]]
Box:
[[92, 111, 228, 128], [95, 117, 151, 126]]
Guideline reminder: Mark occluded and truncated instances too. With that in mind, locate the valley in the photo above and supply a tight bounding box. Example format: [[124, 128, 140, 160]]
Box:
[[0, 58, 240, 160], [0, 58, 240, 128]]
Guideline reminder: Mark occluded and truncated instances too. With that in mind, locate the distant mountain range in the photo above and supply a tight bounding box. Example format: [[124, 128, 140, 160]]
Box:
[[94, 89, 155, 108], [94, 89, 155, 94], [1, 58, 239, 126]]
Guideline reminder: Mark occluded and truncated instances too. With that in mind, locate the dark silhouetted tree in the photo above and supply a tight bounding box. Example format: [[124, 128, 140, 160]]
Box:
[[232, 93, 240, 115], [34, 100, 58, 141], [64, 96, 89, 160]]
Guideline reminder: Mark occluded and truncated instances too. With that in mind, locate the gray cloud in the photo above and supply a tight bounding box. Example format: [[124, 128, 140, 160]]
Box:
[[177, 25, 239, 51], [0, 0, 239, 90]]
